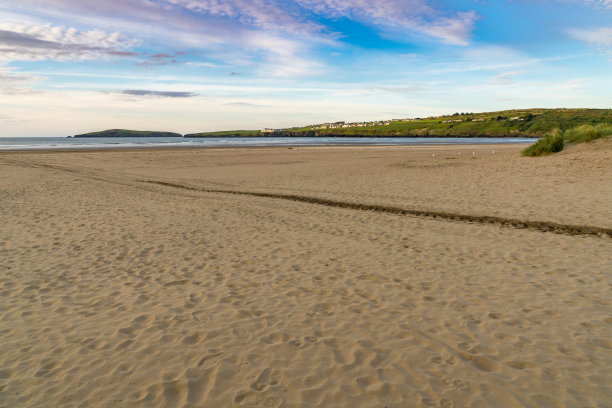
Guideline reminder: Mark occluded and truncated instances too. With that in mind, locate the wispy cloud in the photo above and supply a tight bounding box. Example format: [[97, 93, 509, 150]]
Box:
[[224, 101, 267, 107], [2, 0, 478, 80], [581, 0, 612, 9], [491, 70, 527, 85], [166, 0, 325, 36], [3, 1, 331, 78], [120, 90, 198, 98], [569, 26, 612, 46], [548, 78, 588, 91], [0, 67, 42, 93], [136, 53, 181, 67], [555, 0, 612, 9], [349, 85, 426, 95], [186, 61, 226, 68], [297, 0, 478, 45], [569, 26, 612, 59]]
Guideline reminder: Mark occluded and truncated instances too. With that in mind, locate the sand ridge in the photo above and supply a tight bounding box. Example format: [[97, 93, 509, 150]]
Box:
[[1, 142, 611, 407]]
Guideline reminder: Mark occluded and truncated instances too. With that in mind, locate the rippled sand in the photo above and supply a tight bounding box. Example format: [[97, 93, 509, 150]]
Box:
[[1, 141, 610, 407]]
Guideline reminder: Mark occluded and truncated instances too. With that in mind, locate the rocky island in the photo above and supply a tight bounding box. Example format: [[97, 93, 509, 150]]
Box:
[[73, 129, 183, 138]]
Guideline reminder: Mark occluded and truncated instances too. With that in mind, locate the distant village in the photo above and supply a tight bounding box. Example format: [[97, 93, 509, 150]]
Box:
[[262, 119, 396, 132], [260, 114, 527, 133]]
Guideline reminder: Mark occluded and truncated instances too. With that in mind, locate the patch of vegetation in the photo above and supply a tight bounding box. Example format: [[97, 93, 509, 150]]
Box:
[[563, 124, 612, 144], [521, 130, 565, 156], [73, 129, 183, 138], [184, 130, 260, 137], [521, 124, 612, 156], [291, 108, 612, 138]]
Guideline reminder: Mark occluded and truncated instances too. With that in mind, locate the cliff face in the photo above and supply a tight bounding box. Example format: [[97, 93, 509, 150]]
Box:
[[73, 129, 183, 138]]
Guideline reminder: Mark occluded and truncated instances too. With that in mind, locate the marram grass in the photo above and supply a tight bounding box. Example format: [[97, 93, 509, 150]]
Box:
[[563, 124, 612, 144], [522, 124, 612, 156], [521, 130, 564, 156]]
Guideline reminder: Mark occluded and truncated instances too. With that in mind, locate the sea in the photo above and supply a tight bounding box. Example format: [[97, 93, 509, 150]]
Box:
[[0, 136, 538, 151]]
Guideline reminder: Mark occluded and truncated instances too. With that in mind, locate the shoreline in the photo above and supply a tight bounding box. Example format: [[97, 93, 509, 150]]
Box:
[[0, 141, 534, 154]]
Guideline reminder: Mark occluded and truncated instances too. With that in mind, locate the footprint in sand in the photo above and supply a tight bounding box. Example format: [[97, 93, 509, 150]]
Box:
[[234, 391, 282, 408], [232, 327, 249, 338], [116, 362, 133, 373], [161, 380, 188, 408], [250, 368, 282, 392], [182, 330, 207, 345], [197, 350, 223, 368], [34, 360, 61, 378]]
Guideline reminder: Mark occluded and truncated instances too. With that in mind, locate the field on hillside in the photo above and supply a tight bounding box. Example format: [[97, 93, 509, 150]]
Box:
[[185, 108, 612, 138]]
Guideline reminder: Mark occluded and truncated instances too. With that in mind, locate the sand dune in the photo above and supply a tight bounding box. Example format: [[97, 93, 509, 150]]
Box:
[[1, 142, 610, 407]]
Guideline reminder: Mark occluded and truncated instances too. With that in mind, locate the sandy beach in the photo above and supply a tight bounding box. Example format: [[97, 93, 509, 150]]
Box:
[[1, 141, 610, 408]]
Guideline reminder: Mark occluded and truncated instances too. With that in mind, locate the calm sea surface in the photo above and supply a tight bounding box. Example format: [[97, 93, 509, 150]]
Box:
[[0, 137, 537, 151]]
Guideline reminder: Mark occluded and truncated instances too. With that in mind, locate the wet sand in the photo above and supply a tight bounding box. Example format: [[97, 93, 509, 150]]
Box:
[[1, 141, 611, 407]]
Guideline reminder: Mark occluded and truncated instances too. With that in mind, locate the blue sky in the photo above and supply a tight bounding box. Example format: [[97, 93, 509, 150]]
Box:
[[1, 0, 611, 136]]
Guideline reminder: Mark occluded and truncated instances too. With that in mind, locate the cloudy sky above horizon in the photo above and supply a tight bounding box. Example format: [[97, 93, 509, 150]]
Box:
[[1, 0, 611, 136]]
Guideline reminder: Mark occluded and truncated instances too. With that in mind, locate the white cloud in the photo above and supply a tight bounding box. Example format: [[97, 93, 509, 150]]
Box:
[[569, 26, 612, 46], [297, 0, 478, 45], [582, 0, 612, 9], [557, 0, 612, 9], [166, 0, 325, 36], [419, 11, 477, 46], [0, 0, 480, 88], [243, 31, 325, 77], [569, 26, 612, 59], [425, 46, 527, 74], [0, 65, 42, 93], [0, 23, 138, 62], [1, 1, 331, 78], [548, 78, 587, 91], [0, 23, 135, 49], [490, 70, 528, 85]]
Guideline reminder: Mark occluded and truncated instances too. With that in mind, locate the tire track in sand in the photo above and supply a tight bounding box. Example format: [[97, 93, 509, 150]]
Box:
[[141, 180, 612, 238], [2, 157, 609, 238]]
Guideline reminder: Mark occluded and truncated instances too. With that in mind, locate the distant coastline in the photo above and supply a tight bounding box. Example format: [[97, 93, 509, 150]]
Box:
[[71, 108, 612, 139], [73, 129, 182, 138]]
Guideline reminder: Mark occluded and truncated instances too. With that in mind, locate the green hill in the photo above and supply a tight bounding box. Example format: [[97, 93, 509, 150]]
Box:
[[184, 108, 612, 138], [73, 129, 183, 138]]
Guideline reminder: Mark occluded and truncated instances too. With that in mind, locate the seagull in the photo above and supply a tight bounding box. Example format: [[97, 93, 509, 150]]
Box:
[[472, 151, 476, 159]]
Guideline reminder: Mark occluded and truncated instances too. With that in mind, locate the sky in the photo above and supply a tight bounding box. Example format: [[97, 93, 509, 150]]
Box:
[[1, 0, 611, 137]]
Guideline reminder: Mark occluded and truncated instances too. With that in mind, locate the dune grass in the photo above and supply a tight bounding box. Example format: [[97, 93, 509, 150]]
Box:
[[521, 124, 612, 156], [521, 130, 564, 156], [563, 124, 612, 144]]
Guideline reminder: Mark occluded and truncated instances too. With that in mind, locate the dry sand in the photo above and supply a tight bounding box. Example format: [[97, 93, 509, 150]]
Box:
[[1, 141, 611, 407]]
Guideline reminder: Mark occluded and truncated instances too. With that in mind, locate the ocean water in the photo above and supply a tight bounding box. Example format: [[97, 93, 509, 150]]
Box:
[[0, 136, 538, 150]]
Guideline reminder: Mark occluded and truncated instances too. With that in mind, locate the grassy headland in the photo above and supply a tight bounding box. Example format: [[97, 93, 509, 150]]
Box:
[[184, 108, 612, 138], [73, 129, 183, 138]]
